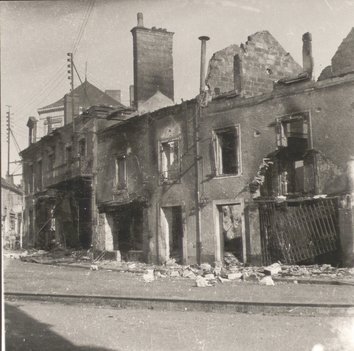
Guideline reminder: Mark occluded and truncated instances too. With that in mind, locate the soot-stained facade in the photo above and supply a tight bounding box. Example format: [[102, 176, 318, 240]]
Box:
[[20, 14, 354, 267]]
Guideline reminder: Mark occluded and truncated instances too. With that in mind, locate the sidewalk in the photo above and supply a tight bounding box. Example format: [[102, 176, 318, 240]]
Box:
[[4, 257, 354, 306]]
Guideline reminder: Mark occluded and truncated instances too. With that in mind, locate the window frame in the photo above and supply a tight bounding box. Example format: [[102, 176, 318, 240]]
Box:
[[275, 111, 312, 149], [158, 137, 182, 184], [28, 163, 34, 194], [36, 159, 43, 191], [212, 124, 242, 178], [115, 155, 127, 190], [274, 111, 313, 196], [78, 138, 86, 158]]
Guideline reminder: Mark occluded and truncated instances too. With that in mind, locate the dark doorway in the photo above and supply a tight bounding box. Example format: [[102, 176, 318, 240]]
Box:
[[161, 206, 184, 263], [111, 204, 144, 260]]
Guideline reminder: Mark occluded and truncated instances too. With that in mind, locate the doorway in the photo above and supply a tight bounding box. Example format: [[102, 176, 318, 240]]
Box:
[[161, 206, 184, 263], [111, 204, 144, 260], [217, 203, 244, 262]]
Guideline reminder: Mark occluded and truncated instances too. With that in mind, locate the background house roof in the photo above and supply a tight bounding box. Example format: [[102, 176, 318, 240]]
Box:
[[37, 80, 125, 113]]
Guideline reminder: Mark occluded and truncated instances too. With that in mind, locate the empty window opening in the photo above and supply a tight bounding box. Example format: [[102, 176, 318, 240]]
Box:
[[115, 156, 127, 190], [79, 139, 86, 157], [276, 117, 308, 154], [28, 164, 34, 194], [66, 145, 72, 163], [275, 115, 310, 195], [213, 127, 241, 176], [218, 204, 243, 263], [10, 212, 16, 231], [160, 140, 180, 181], [48, 153, 55, 171], [37, 160, 43, 191], [161, 206, 184, 264]]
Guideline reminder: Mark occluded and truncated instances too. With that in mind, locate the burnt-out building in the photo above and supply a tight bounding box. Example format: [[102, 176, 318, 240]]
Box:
[[96, 24, 354, 267], [197, 29, 354, 267], [19, 11, 354, 267], [20, 81, 124, 249]]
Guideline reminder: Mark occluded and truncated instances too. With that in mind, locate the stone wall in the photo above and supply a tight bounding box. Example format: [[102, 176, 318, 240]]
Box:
[[318, 27, 354, 80], [206, 31, 302, 97], [332, 28, 354, 76]]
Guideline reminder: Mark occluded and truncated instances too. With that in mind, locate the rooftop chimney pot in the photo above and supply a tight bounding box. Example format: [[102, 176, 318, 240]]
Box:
[[137, 12, 144, 27], [302, 32, 313, 77], [199, 36, 210, 93]]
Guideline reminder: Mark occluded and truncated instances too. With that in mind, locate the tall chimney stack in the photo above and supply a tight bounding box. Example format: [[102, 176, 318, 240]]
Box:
[[199, 36, 210, 93], [131, 13, 174, 108], [302, 32, 314, 77]]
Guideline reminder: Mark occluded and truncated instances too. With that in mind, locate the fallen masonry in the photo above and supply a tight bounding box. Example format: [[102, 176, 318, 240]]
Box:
[[5, 249, 354, 287]]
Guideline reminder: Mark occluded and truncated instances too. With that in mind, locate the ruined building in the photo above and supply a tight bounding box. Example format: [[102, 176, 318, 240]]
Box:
[[20, 82, 125, 249], [1, 176, 23, 249], [20, 15, 354, 267]]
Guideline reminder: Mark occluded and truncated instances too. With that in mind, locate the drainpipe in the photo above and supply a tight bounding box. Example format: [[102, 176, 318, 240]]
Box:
[[195, 35, 209, 265]]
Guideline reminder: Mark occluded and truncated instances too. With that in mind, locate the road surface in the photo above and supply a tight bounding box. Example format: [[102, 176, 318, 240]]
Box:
[[5, 300, 354, 351]]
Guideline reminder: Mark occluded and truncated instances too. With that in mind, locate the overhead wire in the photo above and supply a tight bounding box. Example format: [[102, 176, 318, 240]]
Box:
[[10, 129, 22, 154], [9, 1, 96, 143], [71, 1, 91, 53], [72, 0, 95, 54], [15, 62, 67, 117]]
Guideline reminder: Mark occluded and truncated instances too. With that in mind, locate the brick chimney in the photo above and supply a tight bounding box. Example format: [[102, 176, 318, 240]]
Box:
[[27, 116, 37, 145], [131, 13, 174, 109], [64, 93, 79, 125], [105, 90, 121, 103]]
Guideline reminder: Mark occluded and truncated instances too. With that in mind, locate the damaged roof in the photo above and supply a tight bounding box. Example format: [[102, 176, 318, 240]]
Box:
[[206, 30, 302, 97]]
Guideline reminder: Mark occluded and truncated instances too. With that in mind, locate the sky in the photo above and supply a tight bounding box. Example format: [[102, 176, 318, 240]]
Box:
[[1, 0, 354, 182]]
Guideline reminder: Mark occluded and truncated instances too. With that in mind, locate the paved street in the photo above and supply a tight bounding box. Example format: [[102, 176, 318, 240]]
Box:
[[5, 299, 354, 351], [4, 257, 354, 350]]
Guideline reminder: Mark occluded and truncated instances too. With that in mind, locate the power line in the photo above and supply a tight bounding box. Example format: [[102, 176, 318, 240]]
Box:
[[72, 0, 95, 54], [15, 63, 67, 117], [10, 129, 22, 154]]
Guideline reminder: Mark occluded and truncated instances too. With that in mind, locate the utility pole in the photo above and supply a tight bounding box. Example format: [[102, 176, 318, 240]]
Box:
[[67, 52, 75, 132], [6, 105, 12, 176], [194, 36, 210, 265]]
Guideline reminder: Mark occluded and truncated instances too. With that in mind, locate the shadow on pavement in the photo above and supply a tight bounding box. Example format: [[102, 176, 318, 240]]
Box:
[[5, 303, 117, 351]]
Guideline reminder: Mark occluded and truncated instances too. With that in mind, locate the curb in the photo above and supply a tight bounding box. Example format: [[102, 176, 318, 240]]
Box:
[[5, 292, 354, 317]]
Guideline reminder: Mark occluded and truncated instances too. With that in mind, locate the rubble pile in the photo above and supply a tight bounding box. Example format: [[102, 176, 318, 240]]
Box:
[[5, 248, 354, 286]]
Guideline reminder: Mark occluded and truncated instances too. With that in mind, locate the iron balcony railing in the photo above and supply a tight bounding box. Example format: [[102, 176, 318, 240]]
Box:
[[43, 157, 93, 187]]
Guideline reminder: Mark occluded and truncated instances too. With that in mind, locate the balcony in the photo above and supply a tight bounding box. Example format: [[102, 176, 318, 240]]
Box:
[[43, 157, 93, 187]]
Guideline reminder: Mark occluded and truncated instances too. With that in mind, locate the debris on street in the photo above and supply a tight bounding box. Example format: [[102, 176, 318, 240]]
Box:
[[90, 264, 99, 271], [5, 248, 354, 287], [263, 262, 282, 276], [260, 276, 275, 286], [195, 276, 213, 288], [143, 269, 155, 283]]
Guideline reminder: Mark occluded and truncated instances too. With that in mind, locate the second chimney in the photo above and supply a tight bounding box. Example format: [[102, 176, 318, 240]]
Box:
[[302, 32, 314, 77], [199, 36, 210, 93]]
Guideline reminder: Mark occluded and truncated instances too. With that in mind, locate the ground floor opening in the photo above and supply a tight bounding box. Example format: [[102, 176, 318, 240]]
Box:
[[217, 203, 244, 263], [104, 202, 145, 261], [160, 206, 184, 264]]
